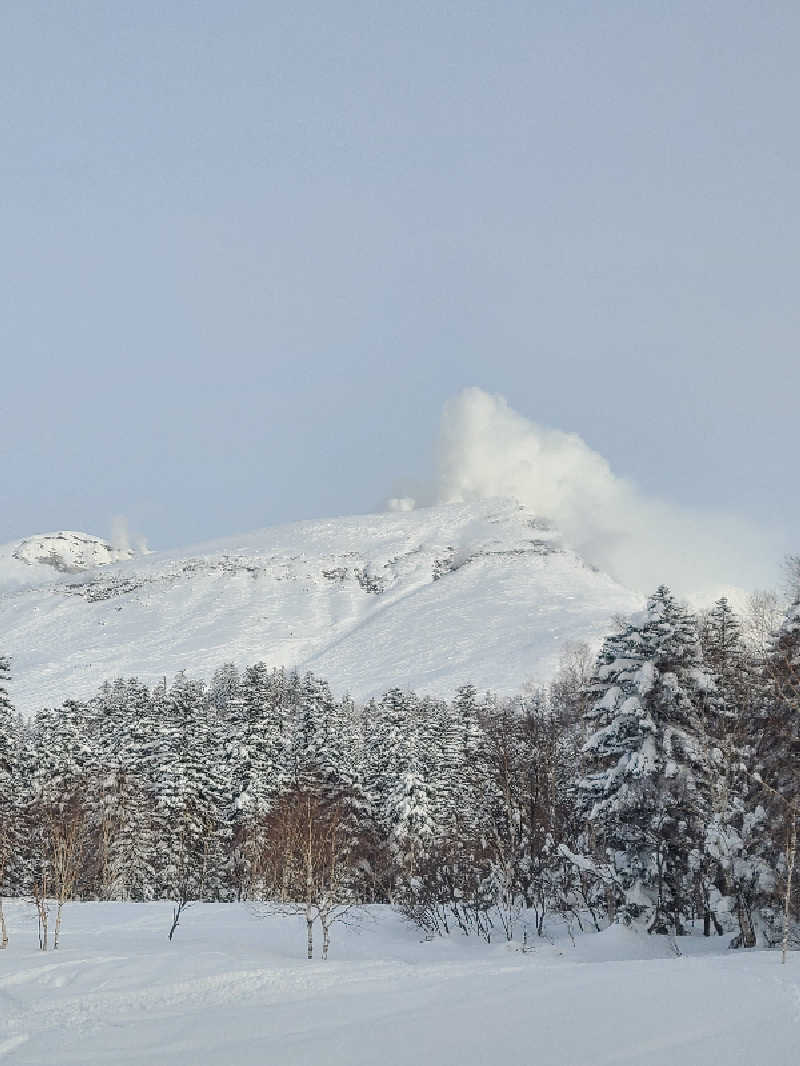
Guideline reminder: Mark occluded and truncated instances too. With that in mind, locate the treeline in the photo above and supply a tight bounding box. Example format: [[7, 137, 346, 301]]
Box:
[[0, 584, 798, 954]]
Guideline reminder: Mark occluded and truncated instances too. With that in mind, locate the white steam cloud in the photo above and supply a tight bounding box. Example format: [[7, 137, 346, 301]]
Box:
[[423, 388, 779, 599], [111, 514, 131, 555], [387, 496, 417, 513], [110, 515, 150, 557]]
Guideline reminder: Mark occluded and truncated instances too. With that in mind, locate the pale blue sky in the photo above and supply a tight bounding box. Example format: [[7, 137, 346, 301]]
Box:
[[2, 2, 797, 559]]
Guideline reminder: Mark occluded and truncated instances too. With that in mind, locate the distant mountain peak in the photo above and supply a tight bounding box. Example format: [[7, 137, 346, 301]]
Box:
[[13, 531, 134, 573]]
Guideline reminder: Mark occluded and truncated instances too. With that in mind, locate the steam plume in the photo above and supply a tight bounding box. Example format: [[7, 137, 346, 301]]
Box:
[[427, 388, 778, 599]]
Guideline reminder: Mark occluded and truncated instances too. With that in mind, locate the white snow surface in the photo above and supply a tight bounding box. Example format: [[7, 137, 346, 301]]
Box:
[[0, 902, 797, 1065], [0, 500, 642, 716]]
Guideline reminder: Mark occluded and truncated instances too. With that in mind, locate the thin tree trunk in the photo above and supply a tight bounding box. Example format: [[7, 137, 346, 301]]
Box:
[[169, 898, 187, 942], [38, 898, 49, 951], [305, 795, 314, 960], [735, 893, 756, 949], [605, 882, 616, 924], [322, 917, 330, 960], [54, 900, 65, 949], [782, 815, 797, 965], [0, 898, 8, 949]]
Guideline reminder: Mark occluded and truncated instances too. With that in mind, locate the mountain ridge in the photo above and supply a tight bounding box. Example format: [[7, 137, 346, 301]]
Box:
[[0, 499, 643, 715]]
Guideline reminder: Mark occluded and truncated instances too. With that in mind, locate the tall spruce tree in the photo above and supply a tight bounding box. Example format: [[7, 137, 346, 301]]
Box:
[[577, 587, 720, 933], [698, 598, 767, 944], [151, 675, 229, 901], [363, 688, 417, 830], [95, 679, 161, 900]]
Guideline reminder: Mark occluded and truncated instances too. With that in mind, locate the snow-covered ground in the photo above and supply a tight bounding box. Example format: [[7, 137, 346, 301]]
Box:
[[0, 903, 796, 1065], [0, 499, 642, 716]]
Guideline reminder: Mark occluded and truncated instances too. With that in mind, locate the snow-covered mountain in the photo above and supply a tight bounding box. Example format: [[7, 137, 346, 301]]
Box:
[[0, 499, 642, 716]]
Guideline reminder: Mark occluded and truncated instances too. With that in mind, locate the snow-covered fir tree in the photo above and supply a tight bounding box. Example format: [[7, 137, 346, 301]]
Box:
[[228, 663, 290, 820], [576, 586, 721, 934], [386, 759, 434, 878], [151, 675, 229, 901], [695, 598, 771, 944], [363, 688, 418, 832]]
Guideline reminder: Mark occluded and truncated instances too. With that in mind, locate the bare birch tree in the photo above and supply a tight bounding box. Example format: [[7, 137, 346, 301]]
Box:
[[41, 789, 88, 949], [753, 603, 800, 960], [254, 785, 365, 959]]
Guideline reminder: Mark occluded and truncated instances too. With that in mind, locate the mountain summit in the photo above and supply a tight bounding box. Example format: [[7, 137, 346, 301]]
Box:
[[12, 530, 134, 574]]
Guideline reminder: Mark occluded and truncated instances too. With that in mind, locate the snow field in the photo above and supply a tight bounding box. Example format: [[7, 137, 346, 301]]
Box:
[[0, 903, 797, 1065]]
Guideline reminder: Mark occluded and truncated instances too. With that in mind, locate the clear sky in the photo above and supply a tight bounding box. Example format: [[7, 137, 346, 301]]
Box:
[[2, 2, 797, 560]]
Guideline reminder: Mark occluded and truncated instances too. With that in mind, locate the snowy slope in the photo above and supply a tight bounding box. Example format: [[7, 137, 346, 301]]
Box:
[[0, 499, 642, 716], [0, 903, 797, 1066]]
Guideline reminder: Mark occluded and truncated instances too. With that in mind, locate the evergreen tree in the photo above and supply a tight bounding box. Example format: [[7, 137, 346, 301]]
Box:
[[209, 662, 241, 715], [151, 675, 229, 901], [91, 679, 160, 900], [416, 695, 460, 837], [701, 597, 757, 746], [386, 758, 434, 877], [230, 663, 290, 819], [698, 599, 767, 944], [291, 673, 340, 790], [226, 663, 293, 897], [577, 587, 720, 933], [363, 688, 417, 830]]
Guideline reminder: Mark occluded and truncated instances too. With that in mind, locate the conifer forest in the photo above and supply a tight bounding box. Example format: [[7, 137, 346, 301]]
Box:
[[1, 585, 798, 958]]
